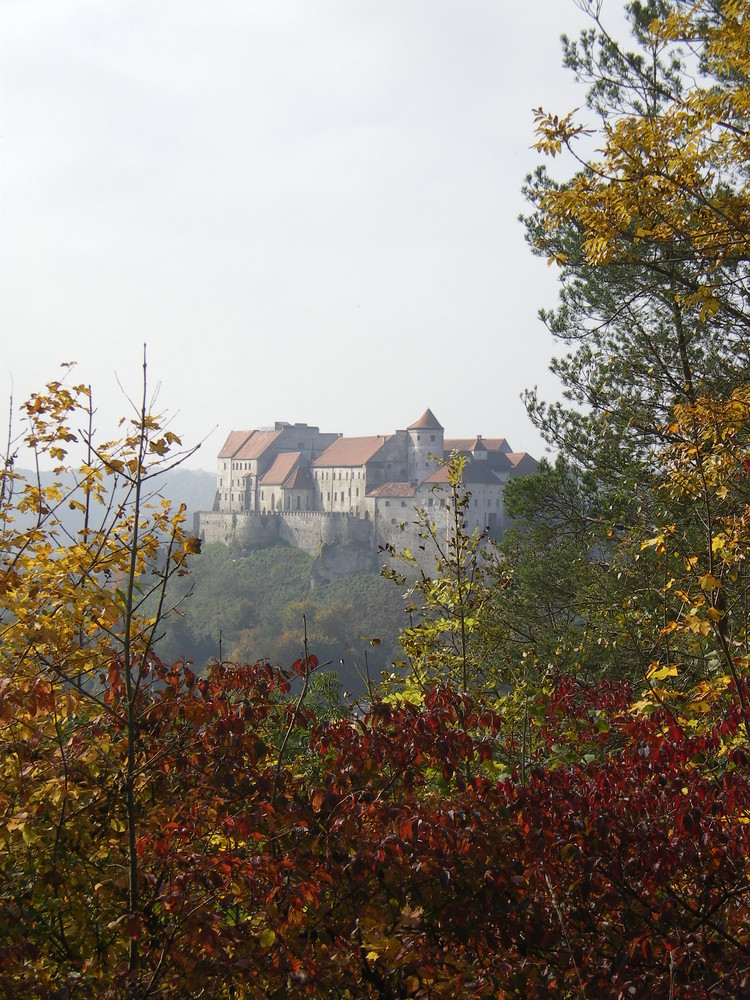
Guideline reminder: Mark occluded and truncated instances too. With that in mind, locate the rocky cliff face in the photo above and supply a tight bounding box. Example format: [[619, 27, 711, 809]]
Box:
[[310, 539, 378, 586], [197, 509, 378, 582]]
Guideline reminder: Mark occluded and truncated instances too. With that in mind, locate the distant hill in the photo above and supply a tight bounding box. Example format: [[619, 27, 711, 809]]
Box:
[[7, 465, 401, 695], [157, 468, 216, 526], [9, 466, 216, 538]]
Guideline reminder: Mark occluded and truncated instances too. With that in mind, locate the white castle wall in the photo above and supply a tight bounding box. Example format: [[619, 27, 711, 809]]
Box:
[[197, 509, 373, 557], [197, 498, 504, 583]]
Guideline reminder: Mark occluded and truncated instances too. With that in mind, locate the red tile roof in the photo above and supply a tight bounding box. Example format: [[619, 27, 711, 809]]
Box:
[[259, 452, 303, 486], [422, 466, 451, 484], [408, 407, 443, 431], [368, 482, 418, 498], [218, 430, 255, 459], [283, 467, 314, 490], [235, 429, 282, 460], [313, 435, 392, 468], [506, 452, 538, 475]]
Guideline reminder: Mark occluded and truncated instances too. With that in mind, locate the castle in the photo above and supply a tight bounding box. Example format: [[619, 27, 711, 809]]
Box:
[[197, 408, 537, 576]]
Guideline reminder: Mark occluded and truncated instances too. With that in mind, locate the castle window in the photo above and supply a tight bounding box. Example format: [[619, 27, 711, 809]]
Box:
[[334, 492, 337, 501], [430, 435, 436, 442], [356, 488, 359, 497], [401, 501, 407, 507], [385, 500, 390, 507]]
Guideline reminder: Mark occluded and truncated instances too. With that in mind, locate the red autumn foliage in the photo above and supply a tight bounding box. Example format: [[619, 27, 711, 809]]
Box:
[[2, 658, 749, 997]]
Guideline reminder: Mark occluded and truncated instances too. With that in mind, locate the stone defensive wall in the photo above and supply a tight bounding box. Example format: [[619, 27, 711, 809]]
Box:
[[277, 511, 374, 554], [196, 510, 374, 558]]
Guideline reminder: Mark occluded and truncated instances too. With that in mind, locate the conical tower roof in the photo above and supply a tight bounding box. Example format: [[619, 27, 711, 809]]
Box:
[[407, 407, 443, 431]]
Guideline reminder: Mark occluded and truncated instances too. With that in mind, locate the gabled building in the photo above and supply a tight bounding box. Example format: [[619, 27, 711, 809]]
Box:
[[258, 452, 315, 514], [215, 423, 338, 513], [202, 409, 537, 566], [311, 434, 409, 516]]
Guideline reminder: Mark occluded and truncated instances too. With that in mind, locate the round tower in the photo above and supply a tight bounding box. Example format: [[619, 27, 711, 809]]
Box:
[[407, 407, 444, 484]]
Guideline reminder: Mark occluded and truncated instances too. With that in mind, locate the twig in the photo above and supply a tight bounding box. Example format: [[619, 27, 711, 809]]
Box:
[[271, 615, 312, 815], [544, 873, 587, 998]]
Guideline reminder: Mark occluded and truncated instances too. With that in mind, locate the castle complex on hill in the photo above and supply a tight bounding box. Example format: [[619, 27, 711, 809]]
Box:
[[196, 408, 537, 576]]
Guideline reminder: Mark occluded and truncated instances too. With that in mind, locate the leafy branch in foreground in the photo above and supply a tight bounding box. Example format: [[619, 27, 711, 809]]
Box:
[[0, 356, 202, 992], [380, 454, 496, 698]]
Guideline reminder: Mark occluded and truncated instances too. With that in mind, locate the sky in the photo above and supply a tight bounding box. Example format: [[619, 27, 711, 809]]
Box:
[[1, 0, 620, 470]]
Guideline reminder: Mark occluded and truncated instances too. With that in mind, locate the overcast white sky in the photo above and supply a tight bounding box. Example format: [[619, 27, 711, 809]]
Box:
[[1, 0, 620, 469]]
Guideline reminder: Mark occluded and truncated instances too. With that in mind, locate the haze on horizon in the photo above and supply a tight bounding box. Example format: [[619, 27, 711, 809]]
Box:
[[1, 0, 617, 469]]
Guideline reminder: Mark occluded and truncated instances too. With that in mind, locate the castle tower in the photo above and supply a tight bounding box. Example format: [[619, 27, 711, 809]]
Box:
[[407, 407, 444, 484]]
